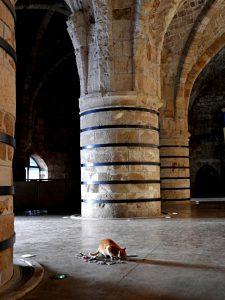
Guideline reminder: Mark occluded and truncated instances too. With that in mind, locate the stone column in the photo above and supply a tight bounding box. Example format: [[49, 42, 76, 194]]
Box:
[[160, 125, 191, 214], [80, 93, 161, 218], [0, 0, 16, 286], [66, 2, 162, 218]]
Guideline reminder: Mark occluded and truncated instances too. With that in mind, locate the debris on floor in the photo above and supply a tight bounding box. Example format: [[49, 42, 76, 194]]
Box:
[[25, 210, 48, 216], [162, 211, 178, 218], [21, 254, 36, 258], [76, 253, 126, 265], [49, 274, 70, 280]]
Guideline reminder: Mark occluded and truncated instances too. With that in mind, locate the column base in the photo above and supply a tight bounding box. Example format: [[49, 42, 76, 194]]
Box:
[[82, 202, 161, 218], [161, 200, 191, 217]]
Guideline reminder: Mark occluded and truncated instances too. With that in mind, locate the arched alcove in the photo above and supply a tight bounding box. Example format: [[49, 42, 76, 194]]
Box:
[[189, 47, 225, 198], [195, 165, 222, 197], [13, 0, 81, 213]]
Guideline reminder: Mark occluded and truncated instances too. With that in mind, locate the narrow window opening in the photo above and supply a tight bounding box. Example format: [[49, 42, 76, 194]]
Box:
[[25, 155, 48, 180]]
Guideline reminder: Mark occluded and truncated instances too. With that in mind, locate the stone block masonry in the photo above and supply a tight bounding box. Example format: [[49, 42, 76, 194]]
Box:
[[80, 94, 161, 218], [0, 0, 16, 287]]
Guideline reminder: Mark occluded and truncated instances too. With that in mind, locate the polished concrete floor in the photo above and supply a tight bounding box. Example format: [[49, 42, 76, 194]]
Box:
[[13, 207, 225, 300]]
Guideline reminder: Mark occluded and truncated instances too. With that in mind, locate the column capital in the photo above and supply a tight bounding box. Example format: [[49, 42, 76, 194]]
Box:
[[160, 116, 190, 141], [79, 92, 163, 112], [160, 129, 190, 146]]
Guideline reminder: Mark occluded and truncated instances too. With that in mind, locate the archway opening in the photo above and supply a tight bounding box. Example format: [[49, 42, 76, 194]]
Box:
[[14, 0, 81, 214], [189, 47, 225, 198], [195, 165, 222, 197]]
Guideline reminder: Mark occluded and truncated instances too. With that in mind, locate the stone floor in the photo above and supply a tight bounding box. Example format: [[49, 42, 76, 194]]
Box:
[[13, 208, 225, 300]]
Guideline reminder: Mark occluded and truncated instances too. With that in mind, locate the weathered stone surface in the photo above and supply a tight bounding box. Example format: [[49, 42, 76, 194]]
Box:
[[82, 201, 160, 218], [0, 248, 13, 286], [82, 183, 160, 196], [0, 197, 13, 215], [81, 170, 160, 181], [0, 67, 16, 116], [161, 190, 190, 200], [0, 165, 12, 185], [0, 213, 14, 241], [0, 0, 15, 288], [80, 110, 158, 128]]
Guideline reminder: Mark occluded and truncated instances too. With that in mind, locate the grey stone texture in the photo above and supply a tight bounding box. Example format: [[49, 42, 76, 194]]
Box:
[[12, 214, 225, 300]]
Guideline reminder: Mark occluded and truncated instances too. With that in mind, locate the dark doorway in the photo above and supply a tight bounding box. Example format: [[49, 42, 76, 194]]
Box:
[[195, 165, 222, 197]]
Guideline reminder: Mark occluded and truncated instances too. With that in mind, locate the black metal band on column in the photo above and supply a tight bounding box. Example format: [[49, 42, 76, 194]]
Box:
[[161, 166, 189, 169], [81, 161, 160, 167], [80, 106, 159, 117], [160, 156, 190, 158], [0, 132, 16, 148], [81, 180, 161, 185], [82, 198, 161, 204], [161, 187, 190, 190], [0, 186, 15, 195], [160, 145, 189, 148], [0, 37, 17, 63], [160, 177, 190, 180], [1, 0, 16, 21], [81, 143, 159, 150], [161, 198, 190, 202], [0, 233, 15, 252], [81, 124, 159, 132]]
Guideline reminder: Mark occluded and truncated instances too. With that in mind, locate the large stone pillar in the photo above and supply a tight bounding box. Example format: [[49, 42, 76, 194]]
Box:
[[80, 93, 161, 218], [0, 0, 16, 286], [66, 1, 162, 217]]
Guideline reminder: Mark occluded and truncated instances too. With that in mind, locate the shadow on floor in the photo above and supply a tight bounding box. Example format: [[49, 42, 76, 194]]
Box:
[[126, 257, 225, 272], [21, 259, 224, 300]]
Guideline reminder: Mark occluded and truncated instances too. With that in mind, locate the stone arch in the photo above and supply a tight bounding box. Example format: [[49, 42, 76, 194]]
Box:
[[181, 33, 225, 116], [160, 0, 208, 118], [174, 0, 225, 119], [32, 154, 47, 171], [159, 0, 225, 205], [15, 0, 71, 15], [159, 0, 220, 141], [174, 32, 225, 196], [188, 45, 225, 199], [133, 0, 185, 98], [65, 0, 185, 98]]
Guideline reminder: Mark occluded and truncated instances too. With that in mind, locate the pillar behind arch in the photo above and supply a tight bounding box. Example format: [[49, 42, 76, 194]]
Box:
[[160, 144, 190, 200], [80, 93, 161, 218], [160, 130, 191, 215], [0, 0, 16, 286]]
